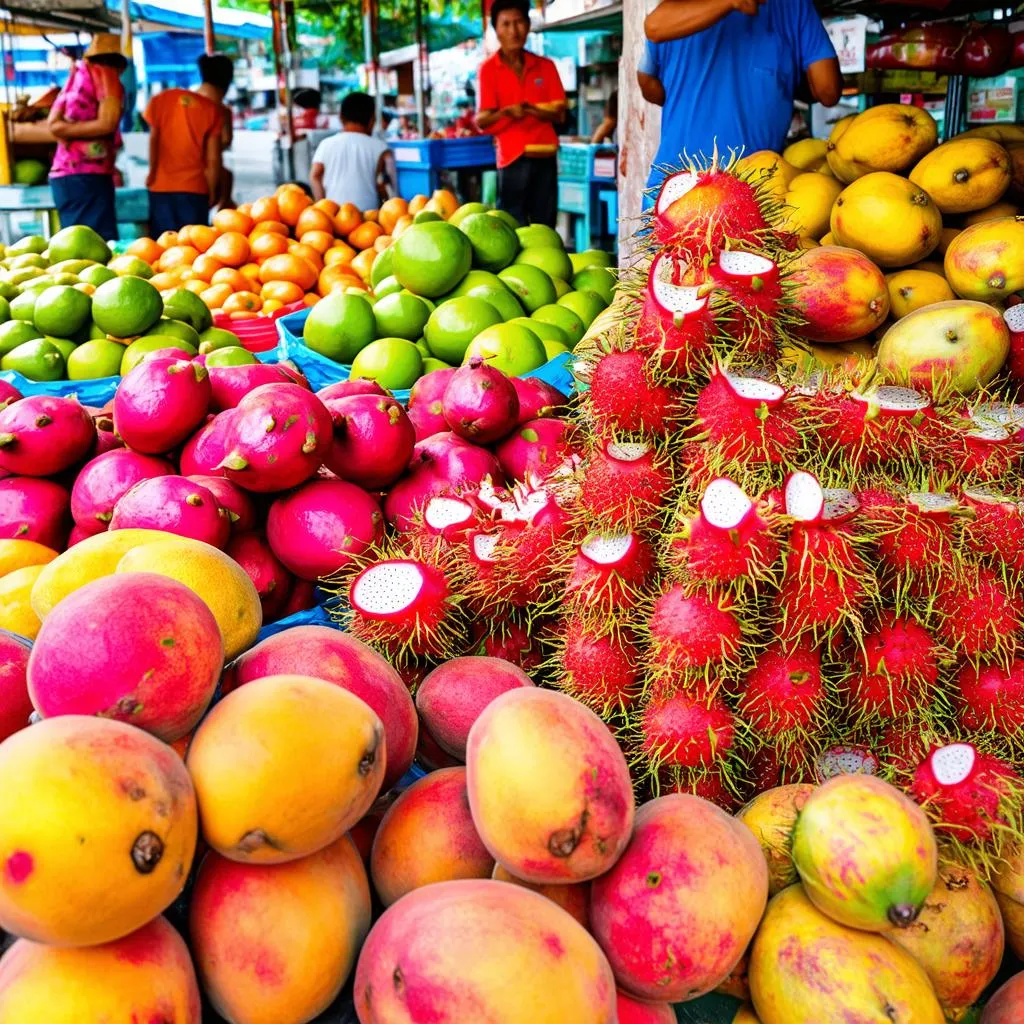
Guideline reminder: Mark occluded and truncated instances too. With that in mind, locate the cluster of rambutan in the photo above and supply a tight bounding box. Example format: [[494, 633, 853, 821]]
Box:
[[325, 154, 1024, 873]]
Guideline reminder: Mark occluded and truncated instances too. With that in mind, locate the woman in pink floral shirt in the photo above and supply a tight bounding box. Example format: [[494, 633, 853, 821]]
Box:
[[46, 34, 127, 240]]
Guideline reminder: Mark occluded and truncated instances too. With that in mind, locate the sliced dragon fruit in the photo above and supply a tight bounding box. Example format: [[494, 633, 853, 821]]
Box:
[[822, 488, 860, 522], [723, 372, 786, 407], [929, 742, 977, 786], [654, 171, 698, 217], [423, 496, 476, 539], [700, 478, 753, 531], [907, 492, 958, 515], [784, 471, 825, 523], [579, 532, 636, 566], [606, 441, 651, 462], [850, 385, 931, 417], [814, 744, 880, 783]]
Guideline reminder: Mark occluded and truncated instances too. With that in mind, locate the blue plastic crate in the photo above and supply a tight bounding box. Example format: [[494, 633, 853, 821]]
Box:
[[558, 143, 590, 181], [437, 135, 496, 168], [390, 139, 442, 168], [394, 166, 435, 201]]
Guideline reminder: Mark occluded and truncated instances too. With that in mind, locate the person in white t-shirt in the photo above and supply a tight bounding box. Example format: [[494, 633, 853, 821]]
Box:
[[310, 91, 395, 212]]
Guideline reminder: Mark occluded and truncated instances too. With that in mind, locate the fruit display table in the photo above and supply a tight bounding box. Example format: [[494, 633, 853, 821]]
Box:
[[0, 185, 149, 244], [557, 141, 618, 252], [390, 136, 496, 200]]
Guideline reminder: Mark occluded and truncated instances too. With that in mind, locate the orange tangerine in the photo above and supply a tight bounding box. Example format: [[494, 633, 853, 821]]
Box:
[[278, 188, 312, 227], [191, 253, 225, 283], [333, 203, 362, 237], [295, 207, 335, 238], [317, 264, 362, 297], [324, 242, 357, 266], [213, 208, 255, 235], [149, 272, 181, 291], [299, 229, 334, 255], [228, 311, 261, 321], [125, 237, 164, 264], [429, 188, 458, 219], [378, 197, 408, 234], [156, 230, 180, 249], [304, 293, 321, 307], [200, 283, 233, 309], [349, 248, 376, 283], [373, 235, 393, 254], [181, 224, 218, 253], [211, 268, 252, 292], [158, 245, 200, 272], [288, 242, 324, 271], [251, 232, 291, 262], [348, 221, 383, 251], [237, 202, 253, 217], [184, 279, 208, 295], [208, 232, 251, 268], [261, 280, 305, 305], [261, 299, 285, 314], [313, 198, 340, 217], [250, 196, 280, 223], [222, 291, 262, 314], [392, 215, 414, 238], [240, 262, 262, 285], [258, 254, 318, 292]]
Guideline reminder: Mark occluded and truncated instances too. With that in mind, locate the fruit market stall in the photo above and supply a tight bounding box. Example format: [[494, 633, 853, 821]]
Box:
[[12, 83, 1024, 1023]]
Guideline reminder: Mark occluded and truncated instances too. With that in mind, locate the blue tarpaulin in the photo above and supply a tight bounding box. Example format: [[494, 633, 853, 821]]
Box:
[[106, 0, 271, 40]]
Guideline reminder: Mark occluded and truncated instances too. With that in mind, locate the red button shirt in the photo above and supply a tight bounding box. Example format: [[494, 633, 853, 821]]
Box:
[[477, 49, 566, 169]]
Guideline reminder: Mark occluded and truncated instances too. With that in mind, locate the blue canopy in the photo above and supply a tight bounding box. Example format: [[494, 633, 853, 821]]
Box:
[[106, 0, 271, 40]]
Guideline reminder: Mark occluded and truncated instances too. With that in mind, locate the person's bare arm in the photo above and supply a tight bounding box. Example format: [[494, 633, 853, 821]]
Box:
[[591, 117, 616, 144], [310, 161, 326, 201], [376, 150, 397, 201], [645, 0, 760, 43], [807, 56, 843, 107], [476, 104, 523, 131], [637, 72, 666, 106], [524, 103, 565, 126], [204, 131, 223, 206], [48, 95, 121, 140]]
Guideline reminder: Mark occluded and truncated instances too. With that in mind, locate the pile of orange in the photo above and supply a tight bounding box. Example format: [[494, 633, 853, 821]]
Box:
[[124, 185, 460, 320]]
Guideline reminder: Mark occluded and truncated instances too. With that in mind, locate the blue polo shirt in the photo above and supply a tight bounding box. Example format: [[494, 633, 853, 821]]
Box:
[[641, 0, 836, 191]]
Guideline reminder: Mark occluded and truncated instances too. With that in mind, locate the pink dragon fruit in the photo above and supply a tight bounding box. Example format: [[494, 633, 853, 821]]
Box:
[[70, 449, 174, 536], [441, 357, 520, 444], [383, 432, 502, 531], [317, 379, 390, 401], [0, 380, 22, 409], [405, 367, 456, 441], [113, 357, 211, 454], [0, 477, 70, 549], [323, 392, 415, 490], [179, 411, 235, 477], [495, 417, 576, 484], [511, 377, 567, 423], [109, 475, 231, 548], [266, 478, 383, 580], [208, 361, 311, 411], [218, 382, 333, 493], [88, 408, 122, 458], [0, 395, 95, 477], [226, 531, 294, 621], [187, 474, 256, 533]]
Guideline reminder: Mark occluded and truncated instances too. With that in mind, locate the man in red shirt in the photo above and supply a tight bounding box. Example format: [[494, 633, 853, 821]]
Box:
[[476, 0, 566, 227]]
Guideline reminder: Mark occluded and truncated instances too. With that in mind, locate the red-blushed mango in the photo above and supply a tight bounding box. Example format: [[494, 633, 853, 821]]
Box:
[[190, 836, 371, 1024], [0, 631, 31, 742], [992, 841, 1024, 958], [223, 625, 416, 790], [415, 655, 535, 760], [353, 879, 617, 1023], [0, 716, 197, 946], [0, 916, 200, 1022], [28, 572, 223, 743], [789, 245, 889, 343], [736, 784, 814, 896], [492, 862, 590, 930], [615, 989, 675, 1023], [749, 885, 945, 1024], [186, 674, 385, 864], [944, 216, 1024, 301], [590, 794, 768, 1002], [983, 971, 1024, 1023], [791, 774, 936, 932], [370, 767, 493, 905], [349, 794, 396, 866], [465, 688, 634, 884], [886, 861, 1004, 1019]]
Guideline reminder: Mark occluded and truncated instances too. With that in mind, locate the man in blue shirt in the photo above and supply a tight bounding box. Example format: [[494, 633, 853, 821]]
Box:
[[638, 0, 842, 199]]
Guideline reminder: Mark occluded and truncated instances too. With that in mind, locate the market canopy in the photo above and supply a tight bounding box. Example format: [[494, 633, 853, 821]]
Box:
[[0, 0, 115, 33], [106, 0, 271, 40]]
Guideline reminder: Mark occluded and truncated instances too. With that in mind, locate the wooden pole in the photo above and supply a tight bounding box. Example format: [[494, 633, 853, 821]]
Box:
[[203, 0, 215, 56], [414, 0, 426, 137], [271, 0, 295, 181], [121, 0, 133, 56]]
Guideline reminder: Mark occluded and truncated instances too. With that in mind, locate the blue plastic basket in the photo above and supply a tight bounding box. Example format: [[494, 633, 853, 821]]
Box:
[[276, 306, 575, 401], [0, 371, 121, 407]]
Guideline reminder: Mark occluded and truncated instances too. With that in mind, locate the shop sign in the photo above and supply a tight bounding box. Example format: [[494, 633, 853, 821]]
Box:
[[826, 16, 867, 74], [968, 76, 1020, 124]]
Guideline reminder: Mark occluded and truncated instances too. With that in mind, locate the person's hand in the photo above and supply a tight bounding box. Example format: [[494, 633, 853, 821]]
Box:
[[732, 0, 764, 14], [504, 103, 525, 120]]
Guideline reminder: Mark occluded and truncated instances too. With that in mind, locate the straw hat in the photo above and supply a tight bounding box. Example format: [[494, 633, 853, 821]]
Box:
[[84, 34, 127, 64]]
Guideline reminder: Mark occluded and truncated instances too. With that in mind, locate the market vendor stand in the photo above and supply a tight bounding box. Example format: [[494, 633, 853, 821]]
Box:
[[390, 134, 496, 199]]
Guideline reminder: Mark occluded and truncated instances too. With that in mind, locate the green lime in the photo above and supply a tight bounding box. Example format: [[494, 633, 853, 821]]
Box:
[[304, 291, 376, 363], [459, 212, 520, 273], [108, 255, 154, 279], [424, 296, 503, 365], [464, 284, 523, 323], [9, 290, 39, 323], [573, 266, 617, 304], [0, 297, 10, 325], [370, 245, 394, 288], [514, 245, 573, 282], [464, 323, 547, 376], [448, 202, 491, 227], [67, 339, 124, 379], [88, 322, 108, 340], [0, 320, 42, 355], [392, 222, 472, 298], [7, 236, 46, 258], [144, 318, 201, 348], [51, 273, 81, 287], [498, 265, 557, 314], [542, 338, 571, 359], [552, 277, 571, 298], [92, 276, 164, 338], [0, 282, 16, 302], [532, 303, 585, 346], [205, 346, 257, 368], [423, 356, 453, 372], [49, 258, 95, 276], [163, 288, 213, 334], [373, 275, 403, 300], [79, 264, 118, 287], [508, 316, 569, 348], [414, 338, 430, 357], [558, 289, 607, 329], [8, 254, 46, 271], [43, 337, 77, 363], [350, 337, 423, 389], [47, 224, 111, 264], [488, 209, 520, 230], [2, 338, 64, 380], [13, 159, 46, 187], [198, 326, 242, 354], [6, 268, 44, 287], [413, 210, 443, 224], [33, 285, 92, 337], [120, 335, 197, 375], [516, 224, 563, 250], [570, 249, 613, 274], [374, 291, 431, 341], [443, 269, 507, 298]]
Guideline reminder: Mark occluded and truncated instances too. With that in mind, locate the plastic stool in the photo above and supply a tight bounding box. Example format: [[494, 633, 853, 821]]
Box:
[[598, 188, 618, 246]]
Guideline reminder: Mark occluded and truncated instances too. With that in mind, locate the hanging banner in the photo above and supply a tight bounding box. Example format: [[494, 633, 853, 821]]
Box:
[[826, 16, 868, 75]]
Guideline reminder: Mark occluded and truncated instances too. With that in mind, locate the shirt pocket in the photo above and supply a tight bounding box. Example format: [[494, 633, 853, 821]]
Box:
[[746, 28, 794, 99]]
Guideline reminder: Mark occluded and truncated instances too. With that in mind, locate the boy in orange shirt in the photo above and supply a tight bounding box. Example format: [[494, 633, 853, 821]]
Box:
[[144, 53, 234, 236]]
